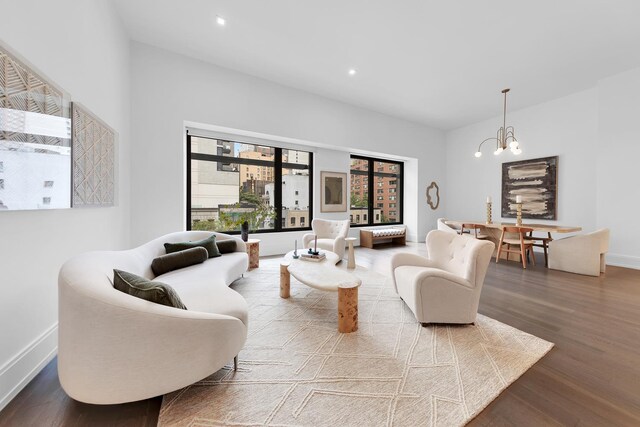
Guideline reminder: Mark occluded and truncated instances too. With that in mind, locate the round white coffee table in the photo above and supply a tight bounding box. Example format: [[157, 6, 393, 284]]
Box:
[[280, 250, 361, 333]]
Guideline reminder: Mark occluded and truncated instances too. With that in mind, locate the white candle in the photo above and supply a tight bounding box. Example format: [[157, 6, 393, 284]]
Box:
[[516, 195, 522, 203], [486, 196, 492, 203]]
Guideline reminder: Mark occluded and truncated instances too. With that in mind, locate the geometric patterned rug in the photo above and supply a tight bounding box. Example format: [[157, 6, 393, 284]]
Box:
[[158, 258, 553, 426]]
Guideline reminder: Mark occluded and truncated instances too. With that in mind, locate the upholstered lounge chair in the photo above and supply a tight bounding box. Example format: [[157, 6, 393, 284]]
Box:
[[391, 230, 494, 324], [548, 228, 610, 276], [302, 218, 350, 259]]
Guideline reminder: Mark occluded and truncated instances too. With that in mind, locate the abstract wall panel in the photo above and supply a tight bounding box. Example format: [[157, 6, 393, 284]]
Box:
[[501, 156, 558, 220], [0, 44, 71, 210], [71, 103, 115, 207]]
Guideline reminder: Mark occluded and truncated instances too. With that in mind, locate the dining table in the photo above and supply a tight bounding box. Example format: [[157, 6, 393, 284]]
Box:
[[444, 220, 582, 264]]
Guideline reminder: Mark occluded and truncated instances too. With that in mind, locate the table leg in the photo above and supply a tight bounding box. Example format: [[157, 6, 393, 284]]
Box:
[[347, 241, 356, 269], [280, 263, 290, 298], [338, 283, 359, 333]]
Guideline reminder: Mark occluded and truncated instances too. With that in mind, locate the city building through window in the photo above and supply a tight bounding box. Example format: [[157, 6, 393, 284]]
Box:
[[187, 134, 313, 233], [350, 155, 403, 226]]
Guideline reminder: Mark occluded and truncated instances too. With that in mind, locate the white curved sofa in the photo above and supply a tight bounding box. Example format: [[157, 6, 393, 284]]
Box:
[[58, 231, 249, 404]]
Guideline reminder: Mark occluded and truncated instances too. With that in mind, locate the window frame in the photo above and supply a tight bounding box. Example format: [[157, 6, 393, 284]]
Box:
[[350, 154, 404, 227], [186, 133, 313, 234]]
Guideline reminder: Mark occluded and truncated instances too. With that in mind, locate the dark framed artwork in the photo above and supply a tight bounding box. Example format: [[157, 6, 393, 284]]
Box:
[[501, 156, 558, 220], [320, 171, 347, 212]]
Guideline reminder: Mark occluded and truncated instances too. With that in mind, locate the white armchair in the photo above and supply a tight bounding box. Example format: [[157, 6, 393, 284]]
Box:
[[437, 218, 459, 234], [303, 218, 350, 259], [391, 230, 495, 325], [548, 228, 609, 276]]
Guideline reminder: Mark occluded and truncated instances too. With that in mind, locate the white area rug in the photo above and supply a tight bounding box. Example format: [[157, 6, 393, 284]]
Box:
[[159, 258, 553, 426]]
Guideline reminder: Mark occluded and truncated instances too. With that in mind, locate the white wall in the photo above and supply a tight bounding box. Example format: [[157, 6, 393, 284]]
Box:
[[597, 68, 640, 268], [0, 0, 131, 410], [130, 43, 446, 255], [445, 76, 640, 269]]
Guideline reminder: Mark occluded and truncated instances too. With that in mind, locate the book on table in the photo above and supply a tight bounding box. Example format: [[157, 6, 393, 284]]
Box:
[[300, 252, 326, 262]]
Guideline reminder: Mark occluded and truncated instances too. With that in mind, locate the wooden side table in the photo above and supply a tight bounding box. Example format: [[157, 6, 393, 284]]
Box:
[[345, 237, 357, 269], [338, 282, 361, 333], [245, 239, 260, 269]]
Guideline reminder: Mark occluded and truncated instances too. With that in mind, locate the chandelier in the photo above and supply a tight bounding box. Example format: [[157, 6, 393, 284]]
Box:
[[474, 88, 522, 157]]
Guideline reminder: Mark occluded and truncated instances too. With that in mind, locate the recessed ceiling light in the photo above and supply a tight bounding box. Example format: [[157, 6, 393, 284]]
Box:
[[216, 16, 226, 26], [348, 68, 357, 76]]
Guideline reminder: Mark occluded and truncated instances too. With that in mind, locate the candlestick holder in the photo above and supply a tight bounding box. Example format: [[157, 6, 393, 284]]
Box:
[[516, 203, 523, 226], [308, 235, 320, 255], [293, 240, 299, 259], [486, 202, 493, 224]]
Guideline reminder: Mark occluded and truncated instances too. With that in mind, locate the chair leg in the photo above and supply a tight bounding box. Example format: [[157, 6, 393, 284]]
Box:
[[530, 247, 536, 266], [496, 243, 503, 263], [543, 244, 548, 267], [520, 244, 527, 269]]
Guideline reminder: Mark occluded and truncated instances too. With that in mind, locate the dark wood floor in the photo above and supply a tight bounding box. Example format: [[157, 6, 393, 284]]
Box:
[[1, 243, 639, 426]]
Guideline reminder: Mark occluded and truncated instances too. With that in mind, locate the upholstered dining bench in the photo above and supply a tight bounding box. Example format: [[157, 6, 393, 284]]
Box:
[[360, 227, 406, 248]]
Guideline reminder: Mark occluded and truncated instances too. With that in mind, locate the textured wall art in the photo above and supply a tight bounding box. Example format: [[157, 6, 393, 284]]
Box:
[[0, 44, 71, 210], [71, 102, 115, 207], [501, 156, 558, 220]]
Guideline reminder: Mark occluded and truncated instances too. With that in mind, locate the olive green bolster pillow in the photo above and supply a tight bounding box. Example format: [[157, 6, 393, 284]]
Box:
[[113, 269, 187, 310], [151, 246, 209, 276], [215, 239, 237, 254], [164, 234, 221, 258]]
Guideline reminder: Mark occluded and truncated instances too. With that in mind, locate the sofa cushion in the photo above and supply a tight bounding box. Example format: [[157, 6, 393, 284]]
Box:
[[151, 246, 208, 276], [216, 239, 237, 254], [371, 227, 406, 238], [113, 269, 187, 310], [155, 252, 249, 325], [164, 234, 221, 258]]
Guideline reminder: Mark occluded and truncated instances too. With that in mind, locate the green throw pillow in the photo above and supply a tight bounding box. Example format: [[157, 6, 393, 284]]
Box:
[[113, 269, 187, 310], [164, 234, 221, 258], [216, 239, 237, 254], [151, 246, 208, 276]]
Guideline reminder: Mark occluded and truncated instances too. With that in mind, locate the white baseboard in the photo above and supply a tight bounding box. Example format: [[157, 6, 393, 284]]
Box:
[[0, 323, 58, 412], [606, 253, 640, 270]]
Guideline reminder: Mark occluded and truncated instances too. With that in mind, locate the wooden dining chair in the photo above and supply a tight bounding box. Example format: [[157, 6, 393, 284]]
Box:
[[526, 231, 553, 267], [460, 223, 489, 240], [496, 226, 535, 269]]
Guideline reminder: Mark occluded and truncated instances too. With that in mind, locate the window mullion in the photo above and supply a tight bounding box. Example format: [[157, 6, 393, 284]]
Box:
[[274, 148, 283, 232], [368, 159, 374, 226]]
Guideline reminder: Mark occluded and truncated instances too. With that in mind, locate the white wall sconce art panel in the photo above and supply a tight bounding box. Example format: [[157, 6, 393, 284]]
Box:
[[0, 44, 71, 211], [71, 102, 116, 207]]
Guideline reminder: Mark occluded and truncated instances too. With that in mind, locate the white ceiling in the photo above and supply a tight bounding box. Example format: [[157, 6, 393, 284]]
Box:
[[112, 0, 640, 130]]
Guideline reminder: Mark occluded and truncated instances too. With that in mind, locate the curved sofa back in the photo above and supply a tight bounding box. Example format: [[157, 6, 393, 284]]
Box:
[[59, 231, 247, 309]]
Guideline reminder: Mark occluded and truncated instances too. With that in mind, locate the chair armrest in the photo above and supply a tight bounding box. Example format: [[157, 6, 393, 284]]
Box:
[[302, 233, 315, 248], [390, 253, 439, 293], [391, 253, 437, 270], [333, 236, 346, 252], [413, 268, 473, 290]]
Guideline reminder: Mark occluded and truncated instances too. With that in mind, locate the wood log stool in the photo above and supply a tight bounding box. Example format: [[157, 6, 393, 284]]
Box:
[[338, 282, 361, 333], [280, 262, 290, 298]]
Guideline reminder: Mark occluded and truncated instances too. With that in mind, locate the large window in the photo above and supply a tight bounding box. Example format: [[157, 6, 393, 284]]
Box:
[[350, 155, 403, 226], [187, 134, 313, 233]]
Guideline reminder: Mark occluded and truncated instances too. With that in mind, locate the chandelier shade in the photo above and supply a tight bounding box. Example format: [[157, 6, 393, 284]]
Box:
[[474, 89, 522, 158]]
